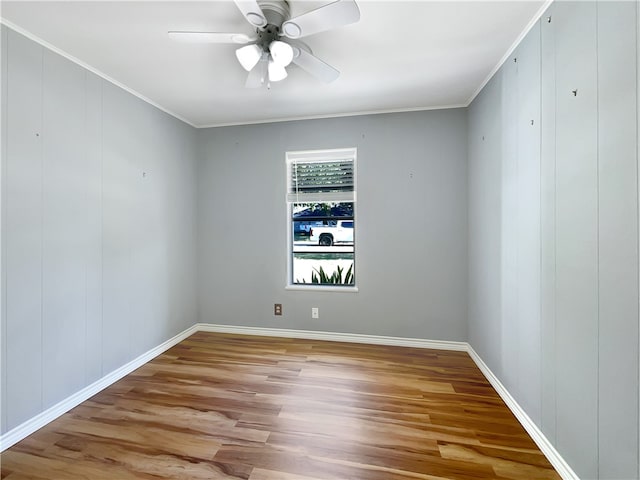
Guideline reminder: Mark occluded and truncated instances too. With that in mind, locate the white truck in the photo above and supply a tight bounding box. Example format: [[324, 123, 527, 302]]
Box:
[[309, 220, 354, 246]]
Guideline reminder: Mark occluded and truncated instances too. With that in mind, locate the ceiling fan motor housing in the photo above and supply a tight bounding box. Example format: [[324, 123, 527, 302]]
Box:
[[255, 0, 290, 50], [258, 1, 290, 27]]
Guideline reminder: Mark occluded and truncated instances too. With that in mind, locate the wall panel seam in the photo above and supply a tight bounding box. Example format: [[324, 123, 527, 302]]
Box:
[[83, 71, 89, 386], [99, 79, 104, 379], [553, 3, 559, 444], [1, 26, 8, 434], [637, 2, 640, 477], [100, 78, 105, 375], [595, 1, 600, 473], [538, 14, 544, 433], [39, 42, 44, 414]]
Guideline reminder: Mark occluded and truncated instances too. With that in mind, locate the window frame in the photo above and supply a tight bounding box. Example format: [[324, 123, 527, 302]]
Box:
[[285, 147, 358, 292]]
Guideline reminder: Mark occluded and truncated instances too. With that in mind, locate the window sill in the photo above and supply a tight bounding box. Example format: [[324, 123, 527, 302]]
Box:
[[285, 285, 359, 293]]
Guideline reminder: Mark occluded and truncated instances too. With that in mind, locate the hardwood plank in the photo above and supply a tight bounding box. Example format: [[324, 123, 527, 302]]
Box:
[[249, 468, 327, 480], [0, 332, 560, 479]]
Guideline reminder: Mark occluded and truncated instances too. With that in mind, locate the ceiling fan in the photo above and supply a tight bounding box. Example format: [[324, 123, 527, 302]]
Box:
[[168, 0, 360, 88]]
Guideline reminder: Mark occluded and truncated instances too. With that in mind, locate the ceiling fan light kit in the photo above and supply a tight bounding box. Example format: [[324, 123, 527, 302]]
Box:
[[268, 60, 288, 81], [236, 43, 263, 71], [169, 0, 360, 88], [269, 40, 293, 67]]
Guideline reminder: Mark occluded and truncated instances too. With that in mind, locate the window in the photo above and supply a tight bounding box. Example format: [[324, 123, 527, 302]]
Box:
[[287, 148, 357, 289]]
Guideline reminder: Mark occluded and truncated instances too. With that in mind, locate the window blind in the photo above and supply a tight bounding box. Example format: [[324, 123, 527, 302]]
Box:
[[287, 158, 355, 203]]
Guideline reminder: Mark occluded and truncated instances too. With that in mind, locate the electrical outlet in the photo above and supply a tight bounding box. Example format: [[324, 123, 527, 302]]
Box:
[[312, 307, 319, 319], [274, 304, 282, 316]]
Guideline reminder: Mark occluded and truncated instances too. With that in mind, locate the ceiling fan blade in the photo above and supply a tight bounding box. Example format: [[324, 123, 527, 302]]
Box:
[[292, 47, 339, 83], [168, 31, 256, 44], [245, 56, 268, 88], [235, 0, 268, 28], [282, 0, 360, 39]]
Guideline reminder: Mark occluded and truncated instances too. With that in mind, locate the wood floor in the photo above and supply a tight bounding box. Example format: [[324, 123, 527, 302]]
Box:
[[1, 332, 560, 479]]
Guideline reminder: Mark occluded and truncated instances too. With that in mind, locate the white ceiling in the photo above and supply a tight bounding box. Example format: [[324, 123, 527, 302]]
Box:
[[1, 0, 547, 127]]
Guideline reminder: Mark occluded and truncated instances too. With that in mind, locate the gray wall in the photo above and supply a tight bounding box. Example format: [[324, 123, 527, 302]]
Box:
[[468, 17, 543, 425], [7, 4, 639, 478], [468, 2, 639, 479], [196, 110, 468, 341], [0, 26, 199, 434]]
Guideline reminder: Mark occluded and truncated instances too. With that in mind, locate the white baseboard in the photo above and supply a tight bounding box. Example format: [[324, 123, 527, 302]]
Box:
[[195, 323, 468, 351], [466, 345, 579, 480], [0, 322, 577, 480], [0, 324, 199, 451]]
